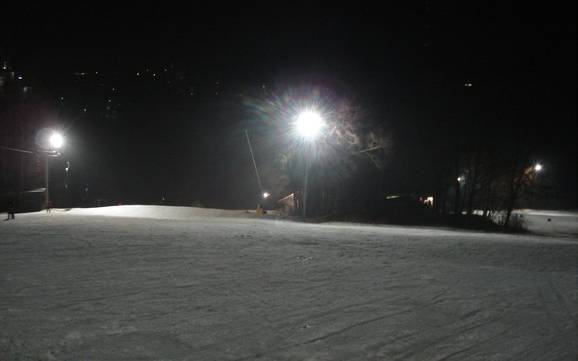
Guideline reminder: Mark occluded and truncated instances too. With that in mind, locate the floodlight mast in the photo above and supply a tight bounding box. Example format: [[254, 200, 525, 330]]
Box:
[[45, 132, 64, 209], [294, 110, 325, 218]]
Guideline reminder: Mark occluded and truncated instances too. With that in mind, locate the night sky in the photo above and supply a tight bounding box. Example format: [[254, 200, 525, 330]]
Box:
[[1, 3, 575, 208]]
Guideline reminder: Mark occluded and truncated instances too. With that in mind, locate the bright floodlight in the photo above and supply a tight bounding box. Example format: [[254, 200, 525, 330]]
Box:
[[295, 110, 324, 139], [263, 192, 270, 199], [534, 163, 543, 172], [49, 132, 64, 149]]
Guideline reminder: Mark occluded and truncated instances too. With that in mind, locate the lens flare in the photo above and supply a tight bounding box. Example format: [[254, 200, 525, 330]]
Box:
[[295, 110, 324, 139], [49, 132, 64, 149]]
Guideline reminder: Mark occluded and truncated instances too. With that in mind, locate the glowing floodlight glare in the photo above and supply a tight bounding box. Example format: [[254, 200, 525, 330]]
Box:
[[49, 132, 64, 149], [534, 163, 543, 172], [295, 110, 324, 139], [263, 192, 270, 199]]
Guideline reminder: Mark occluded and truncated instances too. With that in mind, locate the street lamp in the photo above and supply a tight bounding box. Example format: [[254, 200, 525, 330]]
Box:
[[295, 110, 324, 140], [49, 132, 64, 149], [534, 163, 543, 172], [295, 110, 325, 218], [45, 131, 64, 210]]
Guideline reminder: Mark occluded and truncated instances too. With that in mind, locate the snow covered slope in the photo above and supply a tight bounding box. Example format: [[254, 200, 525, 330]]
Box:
[[514, 209, 578, 236], [1, 206, 576, 360], [65, 205, 276, 219]]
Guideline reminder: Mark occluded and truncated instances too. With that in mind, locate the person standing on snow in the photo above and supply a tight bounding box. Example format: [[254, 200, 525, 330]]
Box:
[[5, 200, 15, 220]]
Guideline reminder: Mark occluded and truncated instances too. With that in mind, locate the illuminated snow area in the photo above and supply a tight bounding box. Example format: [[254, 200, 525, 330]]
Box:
[[1, 206, 576, 360]]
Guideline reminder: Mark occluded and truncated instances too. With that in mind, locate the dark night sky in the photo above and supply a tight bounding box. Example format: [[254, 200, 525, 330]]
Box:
[[1, 3, 575, 207]]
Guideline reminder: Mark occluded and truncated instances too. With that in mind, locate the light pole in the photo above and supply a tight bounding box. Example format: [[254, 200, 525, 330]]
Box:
[[295, 110, 325, 218], [531, 163, 543, 208], [244, 129, 269, 213], [45, 132, 64, 209]]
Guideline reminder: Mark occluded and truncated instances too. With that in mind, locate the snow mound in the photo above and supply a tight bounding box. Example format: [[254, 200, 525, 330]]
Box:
[[514, 209, 578, 236], [65, 205, 268, 220], [516, 209, 578, 218]]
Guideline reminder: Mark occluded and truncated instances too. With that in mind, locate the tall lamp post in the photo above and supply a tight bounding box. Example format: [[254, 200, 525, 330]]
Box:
[[295, 110, 325, 218], [531, 163, 543, 208], [45, 132, 64, 208]]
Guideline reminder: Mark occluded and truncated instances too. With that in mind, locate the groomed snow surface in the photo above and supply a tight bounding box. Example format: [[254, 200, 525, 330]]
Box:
[[1, 206, 576, 361]]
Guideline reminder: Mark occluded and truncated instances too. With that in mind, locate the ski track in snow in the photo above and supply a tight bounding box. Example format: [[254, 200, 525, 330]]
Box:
[[0, 207, 576, 361]]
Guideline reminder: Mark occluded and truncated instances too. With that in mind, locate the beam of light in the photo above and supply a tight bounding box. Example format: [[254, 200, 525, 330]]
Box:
[[534, 163, 543, 172], [295, 110, 324, 139], [49, 132, 64, 149]]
